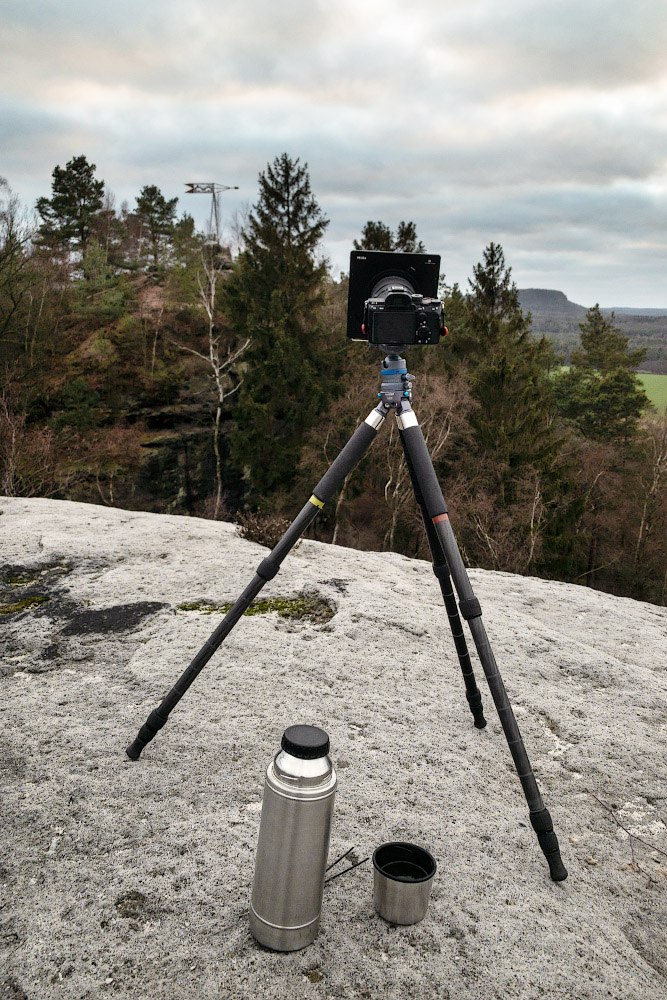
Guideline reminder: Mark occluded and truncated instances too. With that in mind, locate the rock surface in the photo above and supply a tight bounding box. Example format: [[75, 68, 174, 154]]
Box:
[[1, 497, 666, 1000]]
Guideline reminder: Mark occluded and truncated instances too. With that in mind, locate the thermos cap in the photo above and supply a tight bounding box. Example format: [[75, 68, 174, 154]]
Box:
[[281, 725, 330, 760]]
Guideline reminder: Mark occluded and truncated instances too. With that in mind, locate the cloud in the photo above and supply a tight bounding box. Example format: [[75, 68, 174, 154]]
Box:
[[1, 0, 666, 304], [440, 0, 667, 91]]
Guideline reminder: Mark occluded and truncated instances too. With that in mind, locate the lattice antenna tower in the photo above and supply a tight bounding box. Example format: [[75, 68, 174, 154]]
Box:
[[185, 182, 239, 243]]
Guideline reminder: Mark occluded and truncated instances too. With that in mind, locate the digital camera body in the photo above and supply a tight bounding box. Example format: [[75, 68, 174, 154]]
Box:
[[346, 249, 444, 347], [364, 288, 443, 346]]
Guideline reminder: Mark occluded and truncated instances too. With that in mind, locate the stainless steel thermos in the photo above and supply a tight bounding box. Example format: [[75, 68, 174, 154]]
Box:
[[249, 725, 337, 951]]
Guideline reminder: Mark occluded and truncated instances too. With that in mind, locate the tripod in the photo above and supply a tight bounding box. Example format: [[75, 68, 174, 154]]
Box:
[[127, 351, 568, 882]]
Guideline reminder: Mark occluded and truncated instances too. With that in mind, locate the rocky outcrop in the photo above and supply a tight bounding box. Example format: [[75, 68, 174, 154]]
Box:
[[1, 498, 666, 1000]]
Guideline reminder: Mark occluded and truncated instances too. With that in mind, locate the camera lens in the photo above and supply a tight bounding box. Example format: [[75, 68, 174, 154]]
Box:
[[370, 276, 415, 302]]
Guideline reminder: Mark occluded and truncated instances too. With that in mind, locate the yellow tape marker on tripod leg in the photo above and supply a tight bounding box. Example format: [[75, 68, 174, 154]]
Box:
[[309, 495, 325, 509]]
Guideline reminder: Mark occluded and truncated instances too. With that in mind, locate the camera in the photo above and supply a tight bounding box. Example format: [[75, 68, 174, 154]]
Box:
[[346, 250, 444, 346]]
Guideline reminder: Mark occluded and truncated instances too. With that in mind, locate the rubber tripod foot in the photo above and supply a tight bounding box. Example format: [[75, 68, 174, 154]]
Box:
[[126, 739, 144, 761], [466, 689, 487, 729], [125, 708, 168, 761], [545, 851, 568, 882]]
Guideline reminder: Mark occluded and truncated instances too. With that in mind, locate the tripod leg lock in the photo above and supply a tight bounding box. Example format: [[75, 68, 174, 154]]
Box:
[[257, 557, 279, 582], [126, 707, 169, 761], [530, 808, 568, 881], [432, 562, 450, 581], [458, 596, 482, 620]]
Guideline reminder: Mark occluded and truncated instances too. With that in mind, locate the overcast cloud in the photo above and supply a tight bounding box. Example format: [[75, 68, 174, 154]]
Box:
[[2, 0, 666, 305]]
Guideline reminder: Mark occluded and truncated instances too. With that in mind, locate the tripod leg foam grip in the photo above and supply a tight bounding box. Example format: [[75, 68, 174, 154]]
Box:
[[530, 808, 568, 881], [314, 421, 378, 503], [126, 708, 168, 760], [399, 425, 448, 516]]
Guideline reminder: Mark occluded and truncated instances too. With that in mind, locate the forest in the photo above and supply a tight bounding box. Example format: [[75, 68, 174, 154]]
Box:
[[1, 153, 666, 606]]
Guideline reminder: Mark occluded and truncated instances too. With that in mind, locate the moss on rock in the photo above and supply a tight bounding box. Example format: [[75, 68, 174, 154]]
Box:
[[176, 594, 335, 623], [0, 595, 48, 615]]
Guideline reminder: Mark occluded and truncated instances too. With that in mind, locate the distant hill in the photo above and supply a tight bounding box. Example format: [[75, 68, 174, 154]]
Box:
[[518, 288, 586, 317], [518, 288, 667, 373], [605, 306, 667, 317]]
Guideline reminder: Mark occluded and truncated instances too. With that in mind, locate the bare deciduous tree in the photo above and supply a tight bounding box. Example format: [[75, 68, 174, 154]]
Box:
[[634, 413, 667, 566], [380, 372, 472, 550], [0, 386, 60, 497], [173, 246, 249, 519], [1, 178, 37, 347]]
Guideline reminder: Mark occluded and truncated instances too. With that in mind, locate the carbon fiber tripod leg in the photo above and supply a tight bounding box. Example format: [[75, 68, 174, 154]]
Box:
[[398, 426, 486, 729], [126, 404, 388, 760], [397, 403, 567, 881]]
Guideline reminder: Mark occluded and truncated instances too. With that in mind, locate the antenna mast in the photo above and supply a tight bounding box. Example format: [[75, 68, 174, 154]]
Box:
[[184, 182, 239, 242]]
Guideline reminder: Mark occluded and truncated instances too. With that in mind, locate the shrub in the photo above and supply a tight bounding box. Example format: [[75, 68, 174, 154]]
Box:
[[234, 510, 294, 549]]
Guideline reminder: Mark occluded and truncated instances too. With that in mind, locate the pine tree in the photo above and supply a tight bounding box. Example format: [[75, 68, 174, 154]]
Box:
[[353, 221, 392, 251], [435, 243, 578, 577], [572, 305, 646, 371], [394, 221, 425, 253], [553, 305, 649, 441], [353, 220, 425, 252], [36, 155, 104, 253], [75, 239, 134, 320], [224, 153, 332, 498], [135, 185, 178, 270], [459, 242, 560, 477]]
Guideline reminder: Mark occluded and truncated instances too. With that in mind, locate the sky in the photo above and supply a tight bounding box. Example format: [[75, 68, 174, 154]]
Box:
[[2, 0, 667, 306]]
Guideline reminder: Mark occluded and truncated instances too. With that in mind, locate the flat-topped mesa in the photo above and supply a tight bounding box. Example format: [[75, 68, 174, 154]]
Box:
[[518, 288, 586, 316]]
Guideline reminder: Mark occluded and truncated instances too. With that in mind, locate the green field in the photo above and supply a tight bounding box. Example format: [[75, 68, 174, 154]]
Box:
[[638, 373, 667, 412]]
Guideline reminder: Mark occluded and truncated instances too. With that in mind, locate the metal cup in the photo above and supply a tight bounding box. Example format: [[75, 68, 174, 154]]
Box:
[[373, 842, 436, 925]]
